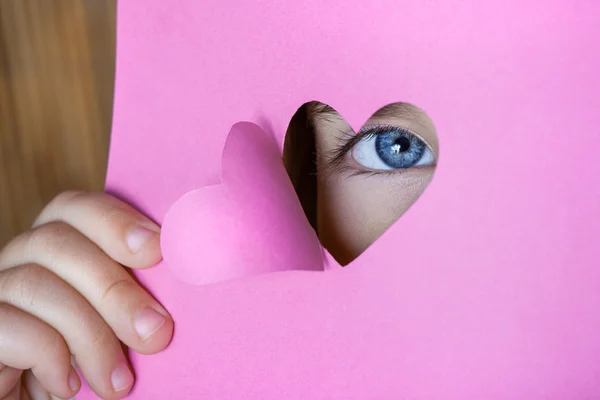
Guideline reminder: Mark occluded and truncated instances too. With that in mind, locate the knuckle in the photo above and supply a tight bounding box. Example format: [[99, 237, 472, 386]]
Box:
[[0, 264, 48, 311], [26, 222, 75, 264], [35, 190, 86, 224], [89, 319, 115, 349], [48, 190, 86, 211], [99, 276, 136, 306], [31, 328, 70, 379], [47, 191, 135, 239], [41, 324, 67, 361], [0, 221, 74, 270], [95, 196, 141, 232], [98, 202, 131, 229]]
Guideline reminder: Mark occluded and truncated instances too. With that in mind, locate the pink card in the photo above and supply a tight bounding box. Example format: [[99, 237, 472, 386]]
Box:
[[79, 0, 600, 398]]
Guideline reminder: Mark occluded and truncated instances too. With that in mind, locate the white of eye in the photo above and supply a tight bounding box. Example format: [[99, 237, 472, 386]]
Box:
[[351, 135, 435, 171]]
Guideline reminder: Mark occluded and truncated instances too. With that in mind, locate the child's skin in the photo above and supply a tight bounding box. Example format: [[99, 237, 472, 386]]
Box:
[[0, 103, 437, 399], [0, 192, 172, 399], [287, 102, 438, 265]]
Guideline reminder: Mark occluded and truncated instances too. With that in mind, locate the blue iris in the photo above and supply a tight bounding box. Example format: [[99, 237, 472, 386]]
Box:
[[374, 129, 426, 169]]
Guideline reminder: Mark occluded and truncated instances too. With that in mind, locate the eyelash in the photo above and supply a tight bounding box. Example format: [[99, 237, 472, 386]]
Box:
[[322, 125, 435, 178]]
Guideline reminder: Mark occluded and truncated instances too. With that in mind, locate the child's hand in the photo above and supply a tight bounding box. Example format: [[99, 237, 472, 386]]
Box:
[[0, 191, 174, 400]]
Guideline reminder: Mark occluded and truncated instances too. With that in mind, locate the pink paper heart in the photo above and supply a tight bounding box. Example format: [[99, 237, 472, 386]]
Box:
[[161, 122, 324, 285]]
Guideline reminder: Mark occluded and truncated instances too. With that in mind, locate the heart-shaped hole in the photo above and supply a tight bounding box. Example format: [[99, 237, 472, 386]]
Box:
[[283, 102, 439, 266], [161, 102, 439, 285]]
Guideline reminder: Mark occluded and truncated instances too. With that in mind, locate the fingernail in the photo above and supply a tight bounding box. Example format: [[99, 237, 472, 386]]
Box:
[[68, 368, 80, 391], [127, 226, 158, 253], [111, 363, 134, 392], [134, 307, 167, 341]]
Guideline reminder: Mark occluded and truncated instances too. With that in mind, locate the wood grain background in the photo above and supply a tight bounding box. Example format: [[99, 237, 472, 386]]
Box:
[[0, 0, 115, 246]]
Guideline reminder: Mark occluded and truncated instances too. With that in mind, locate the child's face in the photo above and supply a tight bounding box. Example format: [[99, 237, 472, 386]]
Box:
[[285, 103, 438, 265]]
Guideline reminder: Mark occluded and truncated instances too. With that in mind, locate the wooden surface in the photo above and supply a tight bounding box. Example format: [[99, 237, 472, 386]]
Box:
[[0, 0, 115, 246]]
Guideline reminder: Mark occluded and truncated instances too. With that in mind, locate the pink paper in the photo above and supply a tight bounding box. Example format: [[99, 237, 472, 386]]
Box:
[[161, 122, 323, 285], [79, 0, 600, 398]]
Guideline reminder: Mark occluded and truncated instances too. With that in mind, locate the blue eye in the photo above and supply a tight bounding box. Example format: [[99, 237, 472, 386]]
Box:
[[351, 126, 435, 171]]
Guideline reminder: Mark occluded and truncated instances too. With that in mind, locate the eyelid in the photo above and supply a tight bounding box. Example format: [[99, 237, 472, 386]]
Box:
[[323, 124, 436, 178], [358, 124, 435, 153]]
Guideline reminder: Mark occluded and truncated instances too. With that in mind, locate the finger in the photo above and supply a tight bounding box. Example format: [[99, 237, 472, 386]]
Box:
[[0, 225, 173, 354], [21, 370, 77, 400], [0, 265, 130, 399], [2, 381, 20, 400], [33, 191, 162, 269], [0, 303, 77, 399], [0, 363, 23, 400], [22, 369, 49, 400]]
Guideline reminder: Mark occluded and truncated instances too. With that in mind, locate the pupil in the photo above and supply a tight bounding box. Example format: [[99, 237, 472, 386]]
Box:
[[374, 128, 425, 169], [392, 136, 411, 153]]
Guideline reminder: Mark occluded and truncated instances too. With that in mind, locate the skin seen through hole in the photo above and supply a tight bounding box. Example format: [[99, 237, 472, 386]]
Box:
[[283, 102, 438, 265]]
